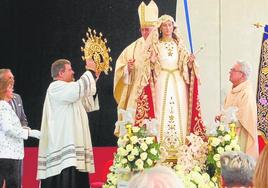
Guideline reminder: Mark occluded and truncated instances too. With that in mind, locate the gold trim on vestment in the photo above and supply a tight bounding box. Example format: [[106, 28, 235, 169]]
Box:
[[123, 41, 138, 110], [160, 37, 174, 42], [159, 68, 184, 144], [135, 89, 150, 126], [187, 69, 194, 135]]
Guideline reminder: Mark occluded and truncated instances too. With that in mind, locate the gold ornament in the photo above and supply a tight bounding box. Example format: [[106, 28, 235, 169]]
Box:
[[125, 123, 133, 137], [81, 27, 112, 74], [253, 22, 264, 28], [229, 122, 236, 139], [262, 67, 268, 74], [161, 135, 181, 164]]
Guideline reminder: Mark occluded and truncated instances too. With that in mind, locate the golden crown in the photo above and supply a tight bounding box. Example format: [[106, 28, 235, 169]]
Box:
[[81, 28, 112, 74]]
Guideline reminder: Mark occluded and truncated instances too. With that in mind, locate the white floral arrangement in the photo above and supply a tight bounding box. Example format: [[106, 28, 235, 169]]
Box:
[[116, 126, 160, 170], [103, 108, 241, 188], [103, 124, 160, 188], [172, 133, 218, 188], [171, 122, 240, 188], [103, 164, 118, 188], [205, 123, 240, 185], [176, 166, 218, 188]]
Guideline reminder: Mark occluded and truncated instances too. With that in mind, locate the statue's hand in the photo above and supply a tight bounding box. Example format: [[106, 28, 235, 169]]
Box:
[[188, 54, 195, 68]]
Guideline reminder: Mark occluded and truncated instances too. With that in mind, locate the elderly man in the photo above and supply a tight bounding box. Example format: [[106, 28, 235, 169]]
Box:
[[114, 0, 158, 134], [217, 61, 259, 159], [37, 59, 98, 188]]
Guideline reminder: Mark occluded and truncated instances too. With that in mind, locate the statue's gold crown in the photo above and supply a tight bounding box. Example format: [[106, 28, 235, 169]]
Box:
[[138, 0, 158, 27], [81, 28, 112, 74]]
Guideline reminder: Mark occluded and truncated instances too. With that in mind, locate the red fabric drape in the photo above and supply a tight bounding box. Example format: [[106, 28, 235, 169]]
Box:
[[134, 83, 155, 126], [188, 73, 206, 139]]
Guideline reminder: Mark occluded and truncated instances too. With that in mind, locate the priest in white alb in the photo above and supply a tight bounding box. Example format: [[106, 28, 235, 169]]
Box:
[[37, 59, 99, 188]]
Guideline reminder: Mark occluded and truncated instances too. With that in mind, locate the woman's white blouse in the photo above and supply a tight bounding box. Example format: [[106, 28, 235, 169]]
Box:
[[0, 100, 28, 159]]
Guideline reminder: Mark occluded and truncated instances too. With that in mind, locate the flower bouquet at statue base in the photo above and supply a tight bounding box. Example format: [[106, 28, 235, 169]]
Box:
[[165, 106, 241, 188], [205, 106, 241, 187], [103, 109, 161, 188], [168, 133, 218, 188]]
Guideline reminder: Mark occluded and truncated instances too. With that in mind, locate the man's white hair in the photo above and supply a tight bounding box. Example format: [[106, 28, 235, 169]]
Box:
[[236, 60, 252, 79]]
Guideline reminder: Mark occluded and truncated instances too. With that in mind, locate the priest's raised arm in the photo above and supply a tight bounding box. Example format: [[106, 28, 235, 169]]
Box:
[[37, 59, 98, 188]]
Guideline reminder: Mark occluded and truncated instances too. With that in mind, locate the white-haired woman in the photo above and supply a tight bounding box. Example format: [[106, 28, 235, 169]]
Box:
[[0, 71, 40, 188]]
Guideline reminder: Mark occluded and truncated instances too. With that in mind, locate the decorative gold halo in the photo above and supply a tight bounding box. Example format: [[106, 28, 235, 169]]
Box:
[[81, 27, 112, 74]]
